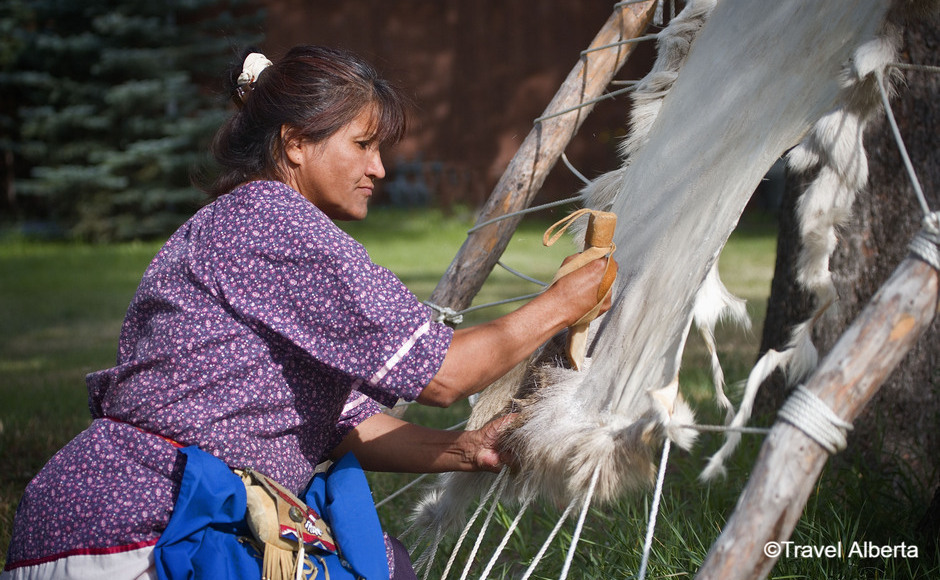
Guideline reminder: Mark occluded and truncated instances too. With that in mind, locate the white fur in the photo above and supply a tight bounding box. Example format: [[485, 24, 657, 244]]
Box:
[[789, 28, 899, 317], [693, 263, 751, 421], [700, 17, 899, 479], [505, 363, 683, 506], [588, 0, 718, 213], [701, 320, 820, 480]]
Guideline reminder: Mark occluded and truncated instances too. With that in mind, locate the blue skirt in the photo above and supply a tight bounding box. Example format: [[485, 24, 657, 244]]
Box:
[[153, 447, 389, 579]]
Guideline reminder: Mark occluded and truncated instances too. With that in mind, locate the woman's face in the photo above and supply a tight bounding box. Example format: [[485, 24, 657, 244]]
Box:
[[283, 107, 386, 221]]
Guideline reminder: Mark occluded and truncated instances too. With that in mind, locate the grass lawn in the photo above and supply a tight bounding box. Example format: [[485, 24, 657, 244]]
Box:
[[1, 207, 936, 577]]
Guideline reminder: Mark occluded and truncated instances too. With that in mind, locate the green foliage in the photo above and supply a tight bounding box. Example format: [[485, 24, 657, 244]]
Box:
[[0, 0, 264, 240]]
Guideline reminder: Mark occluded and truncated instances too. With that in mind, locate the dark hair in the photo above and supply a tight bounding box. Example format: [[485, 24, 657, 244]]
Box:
[[203, 46, 407, 198]]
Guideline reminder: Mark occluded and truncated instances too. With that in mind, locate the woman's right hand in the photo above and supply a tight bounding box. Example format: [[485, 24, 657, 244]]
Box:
[[543, 253, 618, 327], [459, 413, 517, 473]]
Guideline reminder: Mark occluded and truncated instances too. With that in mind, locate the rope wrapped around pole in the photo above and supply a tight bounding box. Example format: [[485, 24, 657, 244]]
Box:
[[909, 212, 940, 271], [696, 246, 939, 580]]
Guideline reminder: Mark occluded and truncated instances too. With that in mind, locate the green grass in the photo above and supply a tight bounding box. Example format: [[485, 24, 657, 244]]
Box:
[[1, 208, 937, 577], [0, 241, 165, 564]]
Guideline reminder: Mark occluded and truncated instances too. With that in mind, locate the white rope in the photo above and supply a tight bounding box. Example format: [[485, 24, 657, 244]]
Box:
[[534, 85, 638, 123], [875, 69, 930, 217], [496, 260, 550, 286], [580, 34, 660, 56], [777, 385, 854, 454], [440, 468, 507, 580], [457, 473, 511, 580], [638, 438, 671, 580], [409, 523, 430, 555], [677, 423, 771, 435], [425, 302, 464, 326], [909, 213, 940, 271], [559, 464, 601, 580], [467, 195, 585, 234], [375, 473, 429, 510], [889, 62, 940, 75], [561, 152, 591, 186], [519, 498, 577, 580], [460, 292, 545, 317], [479, 496, 533, 580], [416, 531, 441, 580], [428, 292, 549, 322]]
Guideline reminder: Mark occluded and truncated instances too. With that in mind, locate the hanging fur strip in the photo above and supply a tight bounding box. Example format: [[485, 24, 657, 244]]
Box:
[[412, 0, 894, 540], [701, 23, 902, 480]]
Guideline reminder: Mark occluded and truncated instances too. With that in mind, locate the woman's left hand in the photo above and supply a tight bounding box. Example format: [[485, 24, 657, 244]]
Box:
[[462, 414, 517, 472], [332, 412, 518, 473]]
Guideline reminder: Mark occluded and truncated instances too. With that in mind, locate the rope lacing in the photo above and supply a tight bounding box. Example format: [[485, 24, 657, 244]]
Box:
[[876, 63, 939, 269], [777, 385, 854, 454], [424, 302, 464, 326]]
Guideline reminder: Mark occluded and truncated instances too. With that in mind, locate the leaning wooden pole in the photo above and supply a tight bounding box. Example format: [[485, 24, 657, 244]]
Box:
[[427, 0, 657, 313], [696, 251, 939, 580]]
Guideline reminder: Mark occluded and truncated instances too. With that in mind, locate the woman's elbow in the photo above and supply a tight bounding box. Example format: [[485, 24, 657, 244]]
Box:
[[416, 383, 459, 408]]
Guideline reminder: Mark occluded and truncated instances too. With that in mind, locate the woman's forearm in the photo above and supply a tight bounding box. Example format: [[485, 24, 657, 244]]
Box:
[[418, 300, 565, 407], [418, 255, 614, 407]]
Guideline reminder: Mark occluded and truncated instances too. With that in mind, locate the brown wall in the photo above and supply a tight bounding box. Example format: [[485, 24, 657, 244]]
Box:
[[261, 0, 657, 209]]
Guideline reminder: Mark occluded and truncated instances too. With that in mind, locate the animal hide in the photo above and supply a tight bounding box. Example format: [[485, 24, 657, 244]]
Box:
[[412, 0, 894, 538]]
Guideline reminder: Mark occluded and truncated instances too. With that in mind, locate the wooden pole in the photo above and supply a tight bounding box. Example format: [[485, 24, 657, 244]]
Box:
[[427, 0, 657, 313], [696, 255, 939, 580]]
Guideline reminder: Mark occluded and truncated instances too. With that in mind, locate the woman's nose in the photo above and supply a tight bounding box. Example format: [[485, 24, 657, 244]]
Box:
[[368, 151, 386, 180]]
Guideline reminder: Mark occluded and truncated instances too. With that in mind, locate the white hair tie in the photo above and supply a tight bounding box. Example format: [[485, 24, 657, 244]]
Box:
[[236, 52, 272, 101]]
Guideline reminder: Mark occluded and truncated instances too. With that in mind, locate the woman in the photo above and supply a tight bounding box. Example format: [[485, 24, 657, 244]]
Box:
[[2, 46, 615, 579]]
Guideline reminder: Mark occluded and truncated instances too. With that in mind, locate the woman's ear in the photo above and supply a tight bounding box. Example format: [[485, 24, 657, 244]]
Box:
[[281, 126, 303, 166]]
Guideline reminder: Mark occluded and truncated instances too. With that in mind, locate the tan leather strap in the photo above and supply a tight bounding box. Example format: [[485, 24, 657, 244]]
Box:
[[543, 209, 617, 370]]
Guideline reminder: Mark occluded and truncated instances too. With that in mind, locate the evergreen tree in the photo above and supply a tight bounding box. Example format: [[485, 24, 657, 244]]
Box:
[[0, 0, 264, 240]]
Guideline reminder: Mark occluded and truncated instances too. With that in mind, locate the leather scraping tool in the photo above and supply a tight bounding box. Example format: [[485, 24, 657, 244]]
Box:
[[543, 209, 617, 370]]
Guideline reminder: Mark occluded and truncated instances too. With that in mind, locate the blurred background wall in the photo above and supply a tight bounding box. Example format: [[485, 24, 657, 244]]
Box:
[[260, 0, 656, 211]]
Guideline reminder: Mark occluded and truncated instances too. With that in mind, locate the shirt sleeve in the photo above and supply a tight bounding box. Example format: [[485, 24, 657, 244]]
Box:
[[205, 186, 454, 407], [329, 389, 383, 449]]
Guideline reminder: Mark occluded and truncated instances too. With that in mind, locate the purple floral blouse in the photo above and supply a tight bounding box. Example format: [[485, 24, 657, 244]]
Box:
[[5, 180, 453, 568]]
